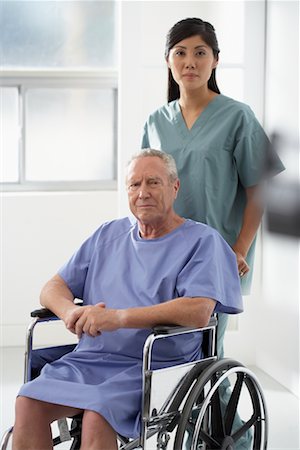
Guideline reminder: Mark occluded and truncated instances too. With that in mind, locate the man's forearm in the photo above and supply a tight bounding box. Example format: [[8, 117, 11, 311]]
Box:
[[119, 297, 216, 330], [40, 274, 76, 321], [72, 297, 216, 338]]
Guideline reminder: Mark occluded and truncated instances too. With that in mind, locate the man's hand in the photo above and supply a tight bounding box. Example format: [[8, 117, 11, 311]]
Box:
[[40, 275, 123, 337], [65, 303, 123, 338], [62, 305, 86, 335]]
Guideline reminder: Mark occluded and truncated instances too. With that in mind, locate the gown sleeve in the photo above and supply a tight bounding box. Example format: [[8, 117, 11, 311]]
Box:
[[58, 228, 101, 299], [176, 229, 243, 314]]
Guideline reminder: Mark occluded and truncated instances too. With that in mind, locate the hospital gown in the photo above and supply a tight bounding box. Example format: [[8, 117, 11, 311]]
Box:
[[142, 94, 285, 294], [19, 217, 243, 439]]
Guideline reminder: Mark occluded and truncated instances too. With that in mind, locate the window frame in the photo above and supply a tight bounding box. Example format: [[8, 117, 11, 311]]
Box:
[[0, 69, 118, 192]]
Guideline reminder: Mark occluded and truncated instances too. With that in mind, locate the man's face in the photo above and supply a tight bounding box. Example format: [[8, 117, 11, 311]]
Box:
[[126, 156, 179, 226]]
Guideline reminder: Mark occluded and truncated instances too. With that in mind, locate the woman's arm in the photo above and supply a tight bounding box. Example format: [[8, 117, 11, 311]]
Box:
[[232, 185, 263, 275]]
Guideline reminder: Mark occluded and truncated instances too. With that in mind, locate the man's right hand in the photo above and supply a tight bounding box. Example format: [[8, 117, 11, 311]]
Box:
[[62, 305, 87, 335]]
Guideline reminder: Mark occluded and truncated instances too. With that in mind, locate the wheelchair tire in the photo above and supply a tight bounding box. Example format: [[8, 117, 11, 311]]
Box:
[[0, 427, 13, 450], [174, 359, 268, 450]]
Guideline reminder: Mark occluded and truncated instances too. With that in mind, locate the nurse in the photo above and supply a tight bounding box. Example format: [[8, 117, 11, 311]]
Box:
[[142, 17, 285, 355], [12, 150, 243, 450]]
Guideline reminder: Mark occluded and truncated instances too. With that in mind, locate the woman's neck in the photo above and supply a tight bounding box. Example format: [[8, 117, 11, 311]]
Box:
[[179, 89, 218, 129], [179, 88, 218, 112]]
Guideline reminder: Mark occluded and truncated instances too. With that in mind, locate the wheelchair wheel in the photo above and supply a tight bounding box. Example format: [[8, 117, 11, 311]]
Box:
[[0, 427, 13, 450], [174, 359, 268, 450]]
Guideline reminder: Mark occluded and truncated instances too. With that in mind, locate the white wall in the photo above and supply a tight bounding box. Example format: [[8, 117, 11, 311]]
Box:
[[257, 0, 299, 396], [1, 191, 118, 346]]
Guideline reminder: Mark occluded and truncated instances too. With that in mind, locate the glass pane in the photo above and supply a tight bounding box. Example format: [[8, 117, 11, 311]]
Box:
[[0, 87, 19, 183], [0, 1, 117, 68], [25, 88, 115, 181]]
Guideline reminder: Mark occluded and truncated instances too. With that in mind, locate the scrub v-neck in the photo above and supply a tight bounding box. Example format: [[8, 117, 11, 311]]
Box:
[[171, 95, 221, 141]]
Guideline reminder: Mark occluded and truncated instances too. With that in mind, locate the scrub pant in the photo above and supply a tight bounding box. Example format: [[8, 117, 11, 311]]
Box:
[[217, 313, 252, 449], [186, 313, 252, 449]]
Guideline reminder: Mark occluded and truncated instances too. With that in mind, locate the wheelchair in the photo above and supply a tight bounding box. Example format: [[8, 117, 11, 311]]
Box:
[[1, 307, 268, 450]]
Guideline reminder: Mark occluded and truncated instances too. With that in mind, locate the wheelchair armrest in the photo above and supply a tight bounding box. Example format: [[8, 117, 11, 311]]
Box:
[[152, 316, 217, 336], [152, 325, 197, 335], [30, 308, 58, 319], [30, 300, 83, 319]]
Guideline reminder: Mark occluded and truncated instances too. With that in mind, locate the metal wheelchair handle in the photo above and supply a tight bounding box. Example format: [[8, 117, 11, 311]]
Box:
[[152, 316, 217, 335]]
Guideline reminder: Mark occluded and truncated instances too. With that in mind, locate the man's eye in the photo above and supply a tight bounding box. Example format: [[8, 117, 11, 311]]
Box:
[[129, 183, 139, 191], [149, 180, 159, 186]]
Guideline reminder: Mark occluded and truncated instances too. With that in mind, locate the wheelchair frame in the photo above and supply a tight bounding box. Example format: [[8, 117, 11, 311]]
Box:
[[1, 309, 268, 450]]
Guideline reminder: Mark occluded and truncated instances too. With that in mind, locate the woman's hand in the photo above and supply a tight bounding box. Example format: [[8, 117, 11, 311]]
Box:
[[233, 249, 250, 278], [232, 185, 263, 278]]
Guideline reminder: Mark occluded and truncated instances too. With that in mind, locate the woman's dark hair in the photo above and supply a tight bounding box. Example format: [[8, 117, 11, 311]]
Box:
[[165, 18, 220, 102]]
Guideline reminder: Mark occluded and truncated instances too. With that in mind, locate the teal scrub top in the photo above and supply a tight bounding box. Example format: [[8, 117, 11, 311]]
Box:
[[142, 94, 285, 294]]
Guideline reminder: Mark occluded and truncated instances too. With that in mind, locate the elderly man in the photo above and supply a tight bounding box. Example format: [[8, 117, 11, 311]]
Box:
[[12, 149, 242, 450]]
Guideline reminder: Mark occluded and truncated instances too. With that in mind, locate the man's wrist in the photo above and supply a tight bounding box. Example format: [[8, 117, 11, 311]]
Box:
[[60, 302, 79, 322], [116, 309, 128, 328]]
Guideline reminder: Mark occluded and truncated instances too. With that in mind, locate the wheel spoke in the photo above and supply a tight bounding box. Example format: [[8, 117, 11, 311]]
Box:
[[253, 417, 263, 448], [199, 429, 221, 448], [224, 373, 244, 434], [232, 414, 257, 441], [174, 360, 267, 450], [211, 386, 225, 438]]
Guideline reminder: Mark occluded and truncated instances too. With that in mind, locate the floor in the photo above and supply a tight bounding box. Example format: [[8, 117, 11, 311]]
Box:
[[1, 347, 299, 450]]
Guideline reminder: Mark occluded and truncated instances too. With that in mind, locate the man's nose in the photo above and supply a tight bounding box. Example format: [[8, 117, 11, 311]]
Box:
[[138, 184, 150, 198]]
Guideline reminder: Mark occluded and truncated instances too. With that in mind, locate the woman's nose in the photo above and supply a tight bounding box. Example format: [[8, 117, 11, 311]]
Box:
[[185, 55, 196, 69], [186, 61, 195, 69]]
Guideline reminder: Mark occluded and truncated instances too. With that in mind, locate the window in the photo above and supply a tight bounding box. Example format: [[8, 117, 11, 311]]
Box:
[[0, 1, 118, 191]]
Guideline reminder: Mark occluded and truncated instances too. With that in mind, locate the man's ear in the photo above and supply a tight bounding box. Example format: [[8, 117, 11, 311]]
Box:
[[174, 179, 180, 198]]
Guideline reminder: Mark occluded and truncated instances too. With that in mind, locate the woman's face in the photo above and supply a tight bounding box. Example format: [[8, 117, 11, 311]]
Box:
[[167, 35, 218, 93]]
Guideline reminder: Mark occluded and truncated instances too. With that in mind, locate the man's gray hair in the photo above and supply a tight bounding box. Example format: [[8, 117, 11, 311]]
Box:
[[127, 149, 178, 182]]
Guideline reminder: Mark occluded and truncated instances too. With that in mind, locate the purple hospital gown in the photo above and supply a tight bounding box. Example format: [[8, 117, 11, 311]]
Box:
[[19, 217, 243, 438]]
